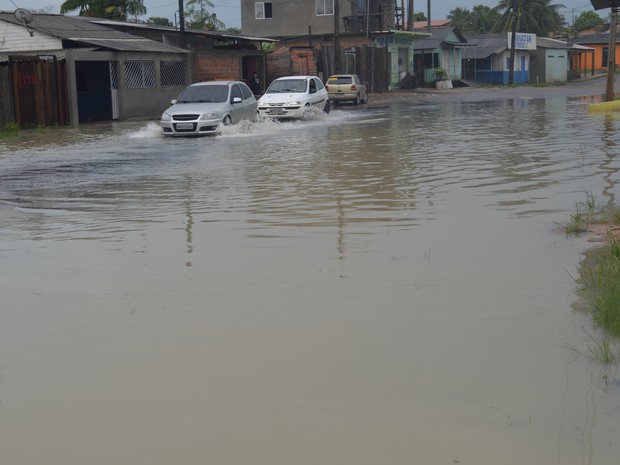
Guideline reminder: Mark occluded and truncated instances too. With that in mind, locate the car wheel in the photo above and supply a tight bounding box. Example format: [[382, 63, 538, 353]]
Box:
[[223, 116, 232, 126], [323, 100, 330, 114], [354, 94, 360, 105], [362, 93, 368, 104]]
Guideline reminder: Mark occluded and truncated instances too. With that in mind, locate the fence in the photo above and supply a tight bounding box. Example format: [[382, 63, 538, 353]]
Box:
[[0, 55, 69, 129]]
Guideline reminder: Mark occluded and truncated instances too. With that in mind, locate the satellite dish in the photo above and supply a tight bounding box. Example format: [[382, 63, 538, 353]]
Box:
[[14, 8, 34, 25]]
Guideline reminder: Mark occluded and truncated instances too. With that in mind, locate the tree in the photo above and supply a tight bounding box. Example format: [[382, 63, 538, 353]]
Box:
[[413, 12, 427, 22], [185, 0, 225, 31], [448, 5, 500, 34], [146, 16, 173, 27], [448, 7, 473, 33], [573, 11, 604, 32], [469, 5, 501, 33], [493, 0, 565, 37], [60, 0, 146, 21]]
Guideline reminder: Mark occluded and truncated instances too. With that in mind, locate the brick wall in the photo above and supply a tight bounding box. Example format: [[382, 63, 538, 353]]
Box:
[[192, 53, 241, 82]]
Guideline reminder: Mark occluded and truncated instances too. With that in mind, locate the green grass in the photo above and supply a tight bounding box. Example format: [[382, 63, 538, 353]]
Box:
[[0, 122, 20, 139], [580, 240, 620, 337], [567, 193, 620, 363], [560, 191, 597, 234]]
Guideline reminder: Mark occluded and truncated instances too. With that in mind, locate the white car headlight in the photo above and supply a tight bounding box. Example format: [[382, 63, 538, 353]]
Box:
[[161, 112, 171, 121], [258, 102, 268, 108], [201, 112, 222, 120], [285, 101, 301, 106]]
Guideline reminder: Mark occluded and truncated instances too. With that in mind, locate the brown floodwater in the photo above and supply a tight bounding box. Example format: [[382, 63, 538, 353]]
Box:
[[1, 83, 620, 464]]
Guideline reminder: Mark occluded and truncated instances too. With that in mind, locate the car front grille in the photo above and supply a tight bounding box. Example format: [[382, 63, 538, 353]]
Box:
[[172, 114, 199, 121]]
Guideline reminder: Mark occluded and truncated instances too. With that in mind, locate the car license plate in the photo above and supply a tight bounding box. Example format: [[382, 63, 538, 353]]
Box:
[[269, 108, 284, 115], [176, 123, 194, 130]]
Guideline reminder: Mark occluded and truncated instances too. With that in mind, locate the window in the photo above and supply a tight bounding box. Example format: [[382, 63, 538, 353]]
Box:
[[160, 61, 187, 87], [316, 0, 334, 16], [240, 82, 253, 99], [602, 47, 609, 68], [124, 61, 156, 88], [255, 2, 272, 19], [231, 84, 243, 101]]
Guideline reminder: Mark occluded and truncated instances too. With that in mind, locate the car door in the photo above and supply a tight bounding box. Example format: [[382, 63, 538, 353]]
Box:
[[230, 84, 244, 123], [308, 77, 323, 108], [239, 82, 257, 120]]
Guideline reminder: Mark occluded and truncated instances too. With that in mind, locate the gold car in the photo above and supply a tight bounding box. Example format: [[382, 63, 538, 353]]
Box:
[[326, 74, 368, 105]]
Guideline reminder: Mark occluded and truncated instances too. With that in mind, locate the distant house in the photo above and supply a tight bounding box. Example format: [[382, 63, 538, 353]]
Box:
[[239, 0, 429, 91], [529, 37, 568, 84], [0, 12, 189, 126], [241, 0, 398, 38], [571, 33, 620, 73], [412, 27, 468, 86], [462, 34, 530, 84]]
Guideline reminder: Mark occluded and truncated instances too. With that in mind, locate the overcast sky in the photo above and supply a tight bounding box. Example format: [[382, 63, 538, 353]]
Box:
[[2, 0, 600, 30]]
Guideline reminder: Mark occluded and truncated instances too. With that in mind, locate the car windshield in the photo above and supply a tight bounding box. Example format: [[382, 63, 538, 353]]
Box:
[[266, 79, 307, 94], [177, 85, 229, 103], [329, 76, 353, 85]]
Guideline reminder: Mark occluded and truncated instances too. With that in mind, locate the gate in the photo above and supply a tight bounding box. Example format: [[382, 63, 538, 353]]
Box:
[[8, 55, 68, 128]]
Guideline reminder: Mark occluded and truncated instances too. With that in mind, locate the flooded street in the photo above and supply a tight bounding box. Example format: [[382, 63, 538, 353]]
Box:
[[1, 81, 620, 464]]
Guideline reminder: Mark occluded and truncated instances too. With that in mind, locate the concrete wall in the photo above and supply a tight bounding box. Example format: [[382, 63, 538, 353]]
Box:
[[64, 50, 191, 124]]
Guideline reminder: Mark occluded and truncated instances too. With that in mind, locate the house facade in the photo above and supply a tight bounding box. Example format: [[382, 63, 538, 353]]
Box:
[[529, 37, 568, 84], [241, 0, 397, 37], [462, 34, 530, 85], [240, 1, 429, 91], [571, 33, 620, 73], [412, 27, 468, 86], [0, 12, 190, 126], [89, 19, 272, 96]]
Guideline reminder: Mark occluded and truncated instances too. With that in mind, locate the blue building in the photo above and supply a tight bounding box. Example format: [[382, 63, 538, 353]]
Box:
[[462, 34, 530, 85]]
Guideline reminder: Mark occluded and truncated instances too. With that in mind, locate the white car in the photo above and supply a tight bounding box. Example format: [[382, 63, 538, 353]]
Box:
[[160, 81, 257, 136], [257, 75, 330, 119]]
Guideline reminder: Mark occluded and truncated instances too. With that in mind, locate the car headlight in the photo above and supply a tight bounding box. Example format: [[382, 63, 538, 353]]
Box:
[[161, 112, 171, 121], [258, 102, 268, 108], [285, 101, 301, 106], [201, 111, 222, 120]]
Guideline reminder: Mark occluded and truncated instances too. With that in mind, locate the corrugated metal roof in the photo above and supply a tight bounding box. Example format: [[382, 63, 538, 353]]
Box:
[[412, 27, 467, 50], [572, 33, 620, 45], [89, 18, 278, 43], [462, 34, 508, 59], [0, 12, 186, 53], [536, 37, 569, 49]]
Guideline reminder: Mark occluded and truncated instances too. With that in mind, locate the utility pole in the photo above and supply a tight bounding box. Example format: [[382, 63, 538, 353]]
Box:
[[427, 0, 431, 33], [407, 0, 414, 31], [508, 0, 518, 84], [605, 6, 618, 101], [334, 0, 340, 73], [178, 0, 186, 48]]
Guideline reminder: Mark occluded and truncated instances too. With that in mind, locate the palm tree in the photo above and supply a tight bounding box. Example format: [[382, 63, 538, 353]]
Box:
[[60, 0, 146, 21], [493, 0, 566, 37], [470, 5, 502, 34]]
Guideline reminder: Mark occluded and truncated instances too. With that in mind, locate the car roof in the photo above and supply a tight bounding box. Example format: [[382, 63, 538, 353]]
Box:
[[190, 81, 240, 86], [274, 75, 316, 80], [329, 74, 357, 78]]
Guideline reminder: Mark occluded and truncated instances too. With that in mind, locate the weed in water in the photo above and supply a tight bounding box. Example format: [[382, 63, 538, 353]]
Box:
[[586, 337, 617, 364]]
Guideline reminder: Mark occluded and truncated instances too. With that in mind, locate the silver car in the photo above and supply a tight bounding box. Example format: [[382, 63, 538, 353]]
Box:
[[160, 81, 257, 136]]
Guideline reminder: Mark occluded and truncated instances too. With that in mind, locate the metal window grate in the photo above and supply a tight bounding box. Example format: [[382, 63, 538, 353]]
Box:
[[160, 61, 187, 87], [124, 60, 156, 88]]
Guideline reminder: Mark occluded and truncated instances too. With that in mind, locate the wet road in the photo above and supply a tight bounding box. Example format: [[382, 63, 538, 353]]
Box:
[[1, 80, 620, 464]]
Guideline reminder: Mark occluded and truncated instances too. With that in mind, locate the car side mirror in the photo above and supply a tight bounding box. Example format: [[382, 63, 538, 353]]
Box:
[[232, 97, 243, 104], [171, 99, 177, 105]]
